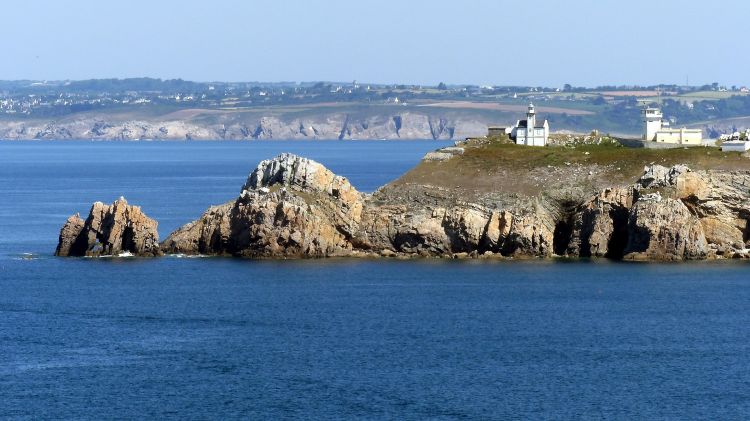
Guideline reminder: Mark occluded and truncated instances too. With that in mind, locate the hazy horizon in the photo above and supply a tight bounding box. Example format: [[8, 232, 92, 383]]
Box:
[[0, 77, 739, 90], [2, 0, 748, 87]]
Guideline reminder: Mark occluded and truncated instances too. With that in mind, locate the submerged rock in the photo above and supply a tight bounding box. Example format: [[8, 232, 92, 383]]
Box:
[[55, 197, 161, 257]]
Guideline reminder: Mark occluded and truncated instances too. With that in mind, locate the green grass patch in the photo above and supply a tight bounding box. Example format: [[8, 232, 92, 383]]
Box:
[[393, 141, 750, 199], [467, 142, 750, 173]]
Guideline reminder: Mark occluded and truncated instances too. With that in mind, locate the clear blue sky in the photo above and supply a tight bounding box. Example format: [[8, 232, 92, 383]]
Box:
[[2, 0, 747, 87]]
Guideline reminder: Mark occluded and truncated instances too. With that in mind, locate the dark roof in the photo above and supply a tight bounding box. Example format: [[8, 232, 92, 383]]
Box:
[[517, 119, 547, 129]]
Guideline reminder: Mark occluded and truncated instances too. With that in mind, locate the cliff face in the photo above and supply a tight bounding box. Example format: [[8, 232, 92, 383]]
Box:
[[0, 111, 488, 141], [159, 153, 750, 260], [55, 197, 161, 257]]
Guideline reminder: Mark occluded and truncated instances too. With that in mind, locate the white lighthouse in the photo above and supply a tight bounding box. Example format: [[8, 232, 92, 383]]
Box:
[[511, 103, 549, 146]]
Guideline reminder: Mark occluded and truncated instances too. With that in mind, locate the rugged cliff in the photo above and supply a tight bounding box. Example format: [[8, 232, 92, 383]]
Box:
[[159, 146, 750, 260], [55, 197, 161, 257], [0, 110, 489, 141]]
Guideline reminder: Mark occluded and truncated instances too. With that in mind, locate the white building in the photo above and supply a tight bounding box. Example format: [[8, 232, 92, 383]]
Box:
[[721, 129, 750, 152], [721, 140, 750, 152], [511, 103, 549, 146], [642, 107, 702, 145]]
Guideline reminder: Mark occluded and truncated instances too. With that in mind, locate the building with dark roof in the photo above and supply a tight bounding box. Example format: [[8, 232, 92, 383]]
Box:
[[511, 103, 549, 146]]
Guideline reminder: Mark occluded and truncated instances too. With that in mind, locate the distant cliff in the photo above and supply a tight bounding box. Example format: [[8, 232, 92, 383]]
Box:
[[0, 110, 492, 140]]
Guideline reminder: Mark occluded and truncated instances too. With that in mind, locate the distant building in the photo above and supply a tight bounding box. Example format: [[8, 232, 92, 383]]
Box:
[[642, 107, 702, 145], [721, 140, 750, 152], [720, 129, 750, 152], [487, 126, 512, 137], [511, 103, 549, 146]]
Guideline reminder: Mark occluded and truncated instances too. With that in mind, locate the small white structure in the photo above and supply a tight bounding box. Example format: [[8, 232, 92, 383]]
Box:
[[487, 126, 512, 137], [721, 140, 750, 152], [511, 103, 549, 146], [642, 107, 702, 145]]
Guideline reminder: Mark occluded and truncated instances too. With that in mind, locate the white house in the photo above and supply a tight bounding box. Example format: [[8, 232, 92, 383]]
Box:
[[511, 103, 549, 146], [642, 107, 702, 145]]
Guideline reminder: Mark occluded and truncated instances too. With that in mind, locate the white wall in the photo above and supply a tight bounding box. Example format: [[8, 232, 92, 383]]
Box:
[[721, 141, 750, 152]]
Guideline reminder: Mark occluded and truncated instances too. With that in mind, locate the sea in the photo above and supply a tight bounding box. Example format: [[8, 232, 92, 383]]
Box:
[[1, 140, 750, 419]]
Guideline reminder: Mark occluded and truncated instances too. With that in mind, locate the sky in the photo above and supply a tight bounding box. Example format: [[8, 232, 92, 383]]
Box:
[[1, 0, 747, 87]]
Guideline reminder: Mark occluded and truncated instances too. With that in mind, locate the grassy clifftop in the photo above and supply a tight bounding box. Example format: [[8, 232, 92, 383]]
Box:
[[385, 140, 750, 205]]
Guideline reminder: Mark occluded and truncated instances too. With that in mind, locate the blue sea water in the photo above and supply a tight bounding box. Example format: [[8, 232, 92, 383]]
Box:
[[1, 141, 750, 419]]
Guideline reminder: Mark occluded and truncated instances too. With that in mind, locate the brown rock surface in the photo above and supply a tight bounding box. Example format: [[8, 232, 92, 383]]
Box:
[[55, 197, 161, 257], [624, 197, 708, 260], [55, 214, 86, 257], [162, 154, 365, 257], [569, 187, 633, 258]]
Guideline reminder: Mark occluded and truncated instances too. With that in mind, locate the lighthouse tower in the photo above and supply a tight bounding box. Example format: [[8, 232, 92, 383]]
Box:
[[642, 107, 663, 141], [526, 103, 536, 144]]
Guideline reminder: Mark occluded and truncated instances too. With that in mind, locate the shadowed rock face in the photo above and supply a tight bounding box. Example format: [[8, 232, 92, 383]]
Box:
[[55, 198, 161, 257], [567, 187, 633, 258]]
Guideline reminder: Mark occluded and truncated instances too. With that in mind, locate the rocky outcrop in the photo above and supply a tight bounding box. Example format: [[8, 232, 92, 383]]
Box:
[[55, 197, 161, 257], [55, 214, 87, 257], [162, 154, 364, 257], [160, 153, 563, 258], [162, 156, 750, 261], [572, 164, 750, 260], [55, 154, 750, 261]]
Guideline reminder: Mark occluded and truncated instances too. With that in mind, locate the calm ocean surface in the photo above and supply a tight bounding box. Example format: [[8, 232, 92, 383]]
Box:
[[1, 141, 750, 419]]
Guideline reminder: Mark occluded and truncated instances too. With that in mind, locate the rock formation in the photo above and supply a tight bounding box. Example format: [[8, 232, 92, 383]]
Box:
[[55, 151, 750, 261], [161, 154, 364, 257], [161, 155, 750, 260], [567, 187, 633, 258], [55, 197, 161, 257], [624, 197, 708, 260]]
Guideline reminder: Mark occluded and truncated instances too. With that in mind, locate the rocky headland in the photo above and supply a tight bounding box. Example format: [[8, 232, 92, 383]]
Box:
[[57, 140, 750, 260]]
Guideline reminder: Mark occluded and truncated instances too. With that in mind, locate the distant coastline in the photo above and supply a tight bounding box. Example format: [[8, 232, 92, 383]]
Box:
[[0, 107, 490, 141], [3, 78, 750, 141]]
